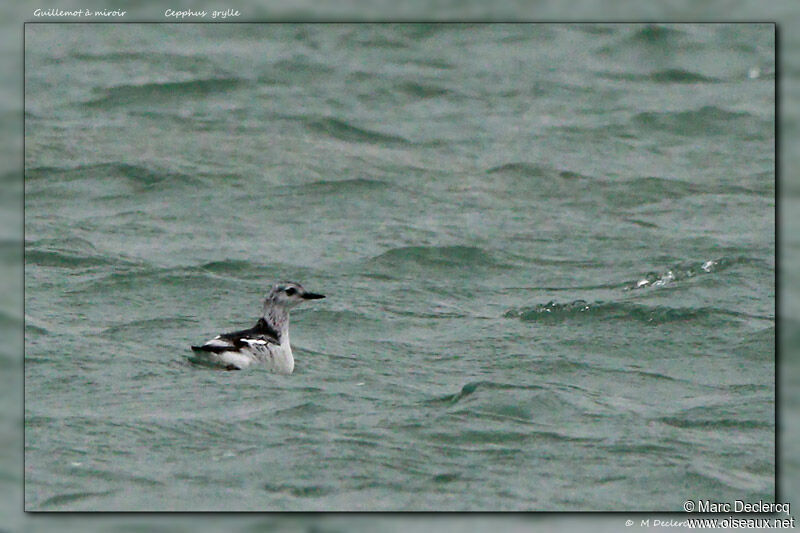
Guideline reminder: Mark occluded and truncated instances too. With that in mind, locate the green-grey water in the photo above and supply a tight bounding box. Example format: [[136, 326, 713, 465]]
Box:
[[24, 23, 775, 511]]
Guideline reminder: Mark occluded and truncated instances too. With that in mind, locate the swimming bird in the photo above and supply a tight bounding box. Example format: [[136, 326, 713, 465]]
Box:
[[190, 281, 325, 372]]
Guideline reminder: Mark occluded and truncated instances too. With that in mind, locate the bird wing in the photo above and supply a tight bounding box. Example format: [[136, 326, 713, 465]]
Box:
[[191, 318, 280, 353]]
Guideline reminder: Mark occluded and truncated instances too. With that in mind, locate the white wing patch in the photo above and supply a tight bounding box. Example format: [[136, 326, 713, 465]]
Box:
[[204, 338, 233, 348], [242, 338, 268, 346]]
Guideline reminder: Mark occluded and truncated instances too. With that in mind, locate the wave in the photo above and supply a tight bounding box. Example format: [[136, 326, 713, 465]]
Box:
[[64, 265, 232, 295], [306, 117, 411, 146], [86, 416, 278, 451], [26, 162, 197, 188], [68, 51, 217, 75], [257, 58, 335, 85], [686, 459, 773, 494], [617, 176, 764, 202], [273, 401, 332, 417], [26, 236, 143, 270], [299, 308, 379, 325], [368, 245, 497, 269], [732, 326, 775, 360], [482, 164, 597, 200], [71, 51, 159, 61], [596, 25, 690, 57], [395, 81, 451, 98], [486, 162, 552, 178], [599, 68, 718, 83], [627, 256, 764, 290], [71, 51, 200, 63], [403, 57, 455, 70], [289, 178, 391, 195], [37, 490, 119, 510], [346, 32, 411, 49], [432, 380, 491, 404], [263, 482, 334, 498], [26, 236, 96, 252], [430, 380, 544, 405], [482, 164, 770, 208], [628, 24, 687, 45], [505, 300, 752, 326], [631, 105, 770, 138], [65, 259, 318, 296], [25, 249, 119, 269], [196, 259, 258, 275], [84, 77, 246, 107], [424, 382, 607, 447], [660, 416, 772, 431], [98, 317, 198, 337]]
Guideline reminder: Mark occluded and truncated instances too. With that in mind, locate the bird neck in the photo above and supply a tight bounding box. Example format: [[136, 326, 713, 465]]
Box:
[[262, 304, 290, 336]]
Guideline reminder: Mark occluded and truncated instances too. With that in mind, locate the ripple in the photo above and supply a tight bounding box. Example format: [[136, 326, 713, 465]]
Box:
[[98, 317, 198, 337], [368, 245, 497, 268], [25, 249, 117, 269], [627, 257, 765, 290], [306, 117, 411, 146], [429, 381, 547, 406], [687, 458, 772, 493], [273, 401, 331, 417], [395, 81, 451, 98], [486, 162, 551, 177], [505, 300, 752, 326], [293, 178, 391, 195], [64, 264, 243, 294], [631, 105, 769, 138], [659, 416, 772, 430], [37, 490, 118, 509], [26, 162, 199, 190], [628, 24, 687, 45], [258, 58, 335, 85], [263, 483, 334, 498], [84, 77, 246, 107], [599, 68, 718, 83], [197, 259, 258, 275], [26, 236, 143, 270]]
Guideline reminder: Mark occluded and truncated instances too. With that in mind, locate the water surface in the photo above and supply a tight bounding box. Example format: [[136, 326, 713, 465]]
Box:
[[24, 23, 775, 511]]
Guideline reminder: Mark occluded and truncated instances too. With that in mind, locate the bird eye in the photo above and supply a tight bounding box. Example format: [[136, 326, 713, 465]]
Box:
[[285, 287, 297, 296]]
